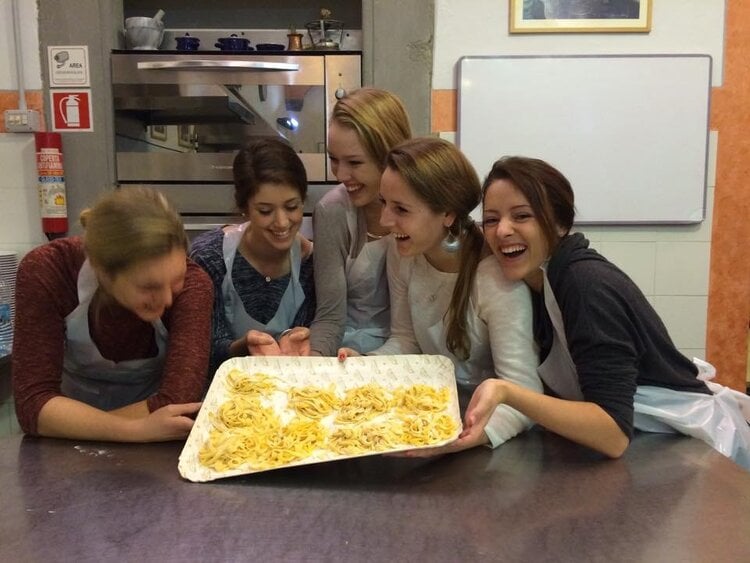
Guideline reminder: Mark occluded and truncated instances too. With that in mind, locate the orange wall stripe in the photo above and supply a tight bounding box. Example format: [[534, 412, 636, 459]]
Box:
[[706, 0, 750, 390], [431, 89, 457, 133], [0, 90, 45, 133]]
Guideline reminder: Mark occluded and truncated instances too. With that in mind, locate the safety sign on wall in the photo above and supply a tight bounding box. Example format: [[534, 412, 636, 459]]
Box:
[[48, 46, 90, 87], [50, 89, 93, 132]]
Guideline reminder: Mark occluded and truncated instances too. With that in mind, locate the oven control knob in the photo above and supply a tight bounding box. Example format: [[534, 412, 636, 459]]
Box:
[[335, 87, 346, 100]]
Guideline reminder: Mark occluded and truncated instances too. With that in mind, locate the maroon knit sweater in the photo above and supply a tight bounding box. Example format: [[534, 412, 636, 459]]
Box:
[[11, 237, 213, 435]]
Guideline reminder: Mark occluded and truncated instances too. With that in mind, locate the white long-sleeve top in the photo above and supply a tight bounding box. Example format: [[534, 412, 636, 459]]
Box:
[[370, 244, 541, 448]]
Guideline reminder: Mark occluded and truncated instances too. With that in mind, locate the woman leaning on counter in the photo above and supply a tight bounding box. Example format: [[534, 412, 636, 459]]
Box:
[[189, 138, 315, 370], [12, 187, 213, 442], [465, 156, 750, 468], [341, 138, 542, 455], [309, 87, 412, 356]]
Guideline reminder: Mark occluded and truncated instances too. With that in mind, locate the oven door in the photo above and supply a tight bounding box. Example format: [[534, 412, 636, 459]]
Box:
[[111, 53, 360, 184]]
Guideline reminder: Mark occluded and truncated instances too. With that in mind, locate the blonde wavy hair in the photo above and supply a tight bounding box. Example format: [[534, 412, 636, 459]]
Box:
[[330, 87, 412, 168]]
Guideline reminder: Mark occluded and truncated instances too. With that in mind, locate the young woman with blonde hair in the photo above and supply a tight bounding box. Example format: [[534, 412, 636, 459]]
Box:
[[310, 87, 412, 356], [12, 187, 212, 442], [341, 138, 542, 455]]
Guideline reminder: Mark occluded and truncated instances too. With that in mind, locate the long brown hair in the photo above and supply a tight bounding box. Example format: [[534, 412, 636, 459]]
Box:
[[386, 138, 484, 360]]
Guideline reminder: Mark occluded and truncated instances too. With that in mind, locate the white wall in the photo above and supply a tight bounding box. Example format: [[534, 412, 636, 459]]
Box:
[[433, 0, 726, 359], [0, 0, 46, 256]]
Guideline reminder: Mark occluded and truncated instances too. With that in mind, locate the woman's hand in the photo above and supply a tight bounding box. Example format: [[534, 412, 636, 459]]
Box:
[[337, 347, 361, 362], [246, 330, 281, 356], [391, 380, 508, 458], [463, 379, 508, 436], [131, 402, 202, 442], [388, 419, 491, 458], [278, 327, 311, 356]]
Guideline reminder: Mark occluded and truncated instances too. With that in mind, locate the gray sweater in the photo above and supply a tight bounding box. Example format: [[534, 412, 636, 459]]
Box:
[[310, 184, 388, 356]]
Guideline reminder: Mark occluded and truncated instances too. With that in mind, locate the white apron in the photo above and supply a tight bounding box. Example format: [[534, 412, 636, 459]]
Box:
[[221, 222, 305, 340], [538, 264, 750, 469], [61, 260, 167, 411], [341, 211, 390, 353]]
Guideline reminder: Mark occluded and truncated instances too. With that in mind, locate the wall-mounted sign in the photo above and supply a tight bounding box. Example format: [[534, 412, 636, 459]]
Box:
[[48, 46, 90, 87], [50, 89, 93, 132]]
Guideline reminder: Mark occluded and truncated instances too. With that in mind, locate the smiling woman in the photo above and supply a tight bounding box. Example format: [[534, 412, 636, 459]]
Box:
[[349, 138, 542, 458], [465, 156, 750, 468], [189, 139, 316, 371], [309, 88, 412, 357], [11, 187, 213, 443]]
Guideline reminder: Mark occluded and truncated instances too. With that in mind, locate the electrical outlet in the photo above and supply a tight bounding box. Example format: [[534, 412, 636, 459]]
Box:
[[4, 109, 41, 133]]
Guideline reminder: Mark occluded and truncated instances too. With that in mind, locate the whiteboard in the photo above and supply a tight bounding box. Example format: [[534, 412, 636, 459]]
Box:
[[458, 55, 712, 224]]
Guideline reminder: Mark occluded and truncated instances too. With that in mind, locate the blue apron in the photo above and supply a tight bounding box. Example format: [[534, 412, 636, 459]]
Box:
[[221, 222, 305, 340], [341, 207, 391, 353], [61, 260, 167, 411]]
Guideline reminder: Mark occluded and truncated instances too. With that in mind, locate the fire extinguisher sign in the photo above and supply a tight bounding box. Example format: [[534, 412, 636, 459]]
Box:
[[50, 89, 93, 132]]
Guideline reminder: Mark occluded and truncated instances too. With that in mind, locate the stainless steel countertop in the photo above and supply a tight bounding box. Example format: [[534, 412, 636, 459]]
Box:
[[1, 428, 748, 561]]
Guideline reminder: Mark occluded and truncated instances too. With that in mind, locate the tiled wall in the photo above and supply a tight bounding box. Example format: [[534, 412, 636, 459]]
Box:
[[0, 0, 44, 434], [0, 0, 46, 257]]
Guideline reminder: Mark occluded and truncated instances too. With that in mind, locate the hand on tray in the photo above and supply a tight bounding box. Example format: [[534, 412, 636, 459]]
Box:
[[386, 423, 490, 458], [337, 347, 361, 361]]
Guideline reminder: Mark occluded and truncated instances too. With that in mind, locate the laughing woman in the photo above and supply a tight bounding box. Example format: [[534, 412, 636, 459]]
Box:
[[190, 139, 316, 371], [342, 138, 542, 455], [12, 187, 212, 442], [465, 156, 750, 468], [309, 88, 412, 356]]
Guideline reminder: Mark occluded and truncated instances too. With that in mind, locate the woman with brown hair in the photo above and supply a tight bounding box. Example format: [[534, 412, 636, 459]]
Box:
[[341, 138, 541, 455], [190, 139, 315, 369], [467, 155, 750, 467], [12, 187, 213, 442]]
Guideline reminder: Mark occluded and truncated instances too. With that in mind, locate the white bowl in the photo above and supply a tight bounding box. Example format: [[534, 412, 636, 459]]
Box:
[[125, 24, 164, 50], [125, 16, 163, 29]]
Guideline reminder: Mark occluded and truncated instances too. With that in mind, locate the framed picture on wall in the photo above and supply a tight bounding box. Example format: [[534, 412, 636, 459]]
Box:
[[509, 0, 652, 33], [149, 124, 168, 141]]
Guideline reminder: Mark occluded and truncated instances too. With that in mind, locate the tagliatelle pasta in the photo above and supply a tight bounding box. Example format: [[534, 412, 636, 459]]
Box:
[[288, 386, 340, 419], [225, 369, 278, 395], [185, 357, 463, 480], [394, 384, 450, 413], [335, 383, 394, 424], [399, 413, 458, 446]]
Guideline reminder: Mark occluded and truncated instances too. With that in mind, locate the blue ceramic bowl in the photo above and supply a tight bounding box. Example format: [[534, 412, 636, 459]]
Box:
[[256, 43, 285, 51], [175, 35, 200, 51], [215, 35, 253, 51]]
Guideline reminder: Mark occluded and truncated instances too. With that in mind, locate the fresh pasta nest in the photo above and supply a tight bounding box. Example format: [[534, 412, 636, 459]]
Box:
[[178, 355, 462, 481]]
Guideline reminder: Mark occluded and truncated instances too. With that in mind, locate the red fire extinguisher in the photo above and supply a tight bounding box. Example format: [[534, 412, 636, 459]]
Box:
[[34, 132, 68, 238]]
